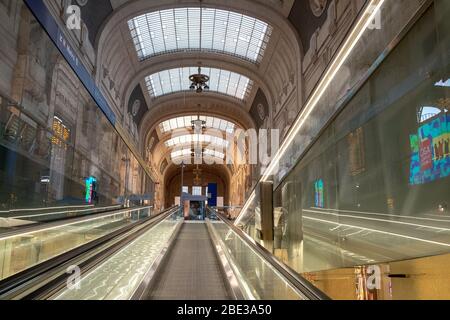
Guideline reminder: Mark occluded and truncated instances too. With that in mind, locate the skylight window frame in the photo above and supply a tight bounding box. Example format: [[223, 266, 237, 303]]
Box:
[[165, 134, 229, 149], [170, 148, 226, 160], [128, 7, 273, 64], [159, 115, 236, 134]]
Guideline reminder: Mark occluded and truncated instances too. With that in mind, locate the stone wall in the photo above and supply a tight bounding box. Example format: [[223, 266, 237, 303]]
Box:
[[0, 3, 151, 208]]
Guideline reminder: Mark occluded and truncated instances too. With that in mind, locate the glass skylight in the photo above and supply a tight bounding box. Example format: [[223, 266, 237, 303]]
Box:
[[171, 148, 225, 160], [171, 149, 192, 159], [165, 134, 229, 149], [192, 187, 202, 196], [128, 8, 272, 63], [145, 67, 253, 100], [159, 115, 236, 134], [203, 149, 225, 159], [418, 106, 443, 123], [435, 78, 450, 87]]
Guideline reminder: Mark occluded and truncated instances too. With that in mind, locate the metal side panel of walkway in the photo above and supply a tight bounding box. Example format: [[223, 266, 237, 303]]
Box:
[[145, 223, 232, 300]]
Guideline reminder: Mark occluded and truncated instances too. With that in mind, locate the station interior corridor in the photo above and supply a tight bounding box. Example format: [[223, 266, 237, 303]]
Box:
[[0, 0, 449, 300]]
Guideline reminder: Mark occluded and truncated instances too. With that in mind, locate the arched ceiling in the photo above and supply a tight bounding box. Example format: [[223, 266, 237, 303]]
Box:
[[79, 0, 304, 184], [163, 162, 232, 206], [94, 0, 302, 117], [164, 163, 232, 190], [140, 95, 256, 143], [122, 56, 273, 110], [148, 111, 246, 178]]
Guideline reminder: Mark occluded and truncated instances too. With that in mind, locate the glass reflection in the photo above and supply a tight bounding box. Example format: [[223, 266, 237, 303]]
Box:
[[238, 1, 450, 300]]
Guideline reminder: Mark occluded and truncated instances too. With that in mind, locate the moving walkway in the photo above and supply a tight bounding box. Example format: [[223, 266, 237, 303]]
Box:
[[0, 205, 154, 286], [0, 206, 328, 300]]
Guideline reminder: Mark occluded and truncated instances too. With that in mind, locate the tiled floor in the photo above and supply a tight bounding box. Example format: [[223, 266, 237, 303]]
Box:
[[146, 223, 231, 300]]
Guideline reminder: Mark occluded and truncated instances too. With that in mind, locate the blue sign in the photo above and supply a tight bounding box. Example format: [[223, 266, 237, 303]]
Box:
[[207, 183, 218, 207], [24, 0, 116, 125], [84, 176, 97, 204]]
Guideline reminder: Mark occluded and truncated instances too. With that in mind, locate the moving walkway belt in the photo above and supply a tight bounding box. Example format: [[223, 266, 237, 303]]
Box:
[[143, 223, 233, 300], [0, 206, 328, 300], [135, 208, 329, 301]]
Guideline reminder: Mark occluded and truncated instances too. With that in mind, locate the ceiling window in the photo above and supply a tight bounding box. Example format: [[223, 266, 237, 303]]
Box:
[[435, 78, 450, 87], [171, 148, 226, 160], [159, 115, 235, 134], [145, 67, 253, 100], [192, 186, 202, 196], [128, 8, 272, 64], [203, 149, 225, 159], [172, 149, 193, 159], [165, 134, 229, 149], [418, 106, 443, 123]]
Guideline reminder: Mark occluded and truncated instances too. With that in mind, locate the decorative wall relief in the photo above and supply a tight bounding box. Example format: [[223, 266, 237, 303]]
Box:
[[250, 89, 270, 130], [147, 129, 159, 153], [289, 0, 331, 52], [309, 0, 328, 17], [127, 84, 149, 127], [131, 99, 141, 117], [78, 0, 113, 46]]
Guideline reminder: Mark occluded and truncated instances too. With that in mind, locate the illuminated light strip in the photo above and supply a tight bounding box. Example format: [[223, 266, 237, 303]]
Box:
[[304, 234, 376, 263], [18, 208, 156, 244], [220, 227, 301, 299], [234, 191, 256, 226], [12, 205, 122, 220], [0, 207, 152, 241], [303, 216, 450, 248], [304, 209, 450, 232], [214, 239, 258, 300], [310, 207, 450, 224], [261, 0, 385, 182], [213, 242, 249, 299], [426, 214, 450, 220], [54, 216, 181, 300], [0, 204, 94, 214]]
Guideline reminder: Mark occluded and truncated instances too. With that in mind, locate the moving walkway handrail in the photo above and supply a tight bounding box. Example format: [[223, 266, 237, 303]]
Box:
[[0, 206, 178, 300], [207, 207, 330, 301]]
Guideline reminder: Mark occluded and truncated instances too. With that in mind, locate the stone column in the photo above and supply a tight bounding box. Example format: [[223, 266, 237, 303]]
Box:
[[10, 5, 31, 105]]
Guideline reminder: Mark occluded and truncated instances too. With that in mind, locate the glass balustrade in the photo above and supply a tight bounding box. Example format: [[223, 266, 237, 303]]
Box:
[[0, 206, 153, 281]]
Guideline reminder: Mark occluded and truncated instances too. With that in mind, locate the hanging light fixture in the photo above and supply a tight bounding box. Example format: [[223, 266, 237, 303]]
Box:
[[193, 164, 202, 186], [191, 115, 207, 133], [191, 114, 205, 163], [190, 66, 210, 93], [189, 0, 210, 94]]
